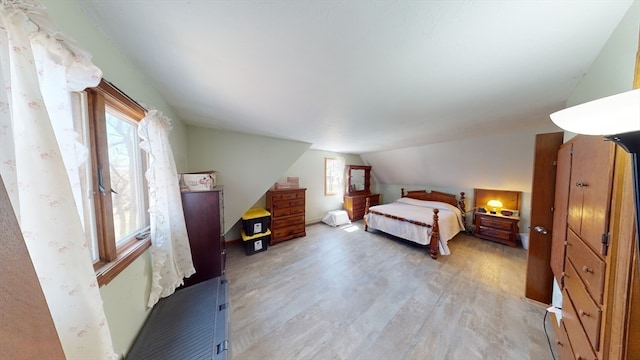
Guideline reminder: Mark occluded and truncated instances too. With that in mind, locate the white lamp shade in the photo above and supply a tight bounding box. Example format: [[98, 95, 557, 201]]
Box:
[[550, 88, 640, 136]]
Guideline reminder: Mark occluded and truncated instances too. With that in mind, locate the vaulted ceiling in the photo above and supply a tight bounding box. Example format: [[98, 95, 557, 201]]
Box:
[[74, 0, 634, 154]]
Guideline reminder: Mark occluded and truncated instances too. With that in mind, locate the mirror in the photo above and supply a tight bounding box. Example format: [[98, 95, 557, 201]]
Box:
[[350, 169, 365, 191], [346, 165, 371, 195]]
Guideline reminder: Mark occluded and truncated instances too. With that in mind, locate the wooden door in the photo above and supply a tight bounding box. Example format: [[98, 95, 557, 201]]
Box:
[[525, 132, 563, 303], [550, 142, 572, 285]]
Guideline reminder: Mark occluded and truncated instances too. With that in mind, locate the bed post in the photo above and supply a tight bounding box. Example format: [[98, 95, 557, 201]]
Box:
[[458, 192, 466, 212], [429, 209, 440, 259], [364, 197, 370, 231], [459, 192, 466, 224]]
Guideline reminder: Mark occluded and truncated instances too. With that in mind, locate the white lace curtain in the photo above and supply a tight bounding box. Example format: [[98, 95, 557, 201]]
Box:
[[139, 109, 195, 307], [0, 1, 114, 359]]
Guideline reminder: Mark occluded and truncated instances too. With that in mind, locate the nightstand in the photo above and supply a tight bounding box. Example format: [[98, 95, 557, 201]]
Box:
[[474, 212, 520, 247]]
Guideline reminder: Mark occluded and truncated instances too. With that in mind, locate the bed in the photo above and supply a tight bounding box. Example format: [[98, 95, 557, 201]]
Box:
[[363, 189, 466, 259]]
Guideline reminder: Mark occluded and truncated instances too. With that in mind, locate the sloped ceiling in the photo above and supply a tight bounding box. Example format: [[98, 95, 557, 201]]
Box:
[[73, 0, 633, 154]]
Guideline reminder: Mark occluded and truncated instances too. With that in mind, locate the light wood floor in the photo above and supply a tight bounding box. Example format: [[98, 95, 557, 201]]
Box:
[[226, 221, 558, 360]]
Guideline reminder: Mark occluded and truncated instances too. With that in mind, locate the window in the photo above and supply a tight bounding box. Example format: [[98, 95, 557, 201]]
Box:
[[78, 80, 151, 285], [324, 157, 344, 196]]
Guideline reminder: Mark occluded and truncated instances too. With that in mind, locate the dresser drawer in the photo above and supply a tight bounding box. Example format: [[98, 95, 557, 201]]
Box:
[[270, 191, 305, 201], [565, 259, 602, 351], [562, 289, 598, 360], [271, 205, 305, 218], [272, 214, 305, 229], [273, 198, 305, 209], [352, 194, 380, 206], [272, 224, 306, 241], [566, 229, 606, 304], [476, 215, 513, 230], [351, 202, 366, 213], [477, 226, 511, 242], [556, 321, 575, 360]]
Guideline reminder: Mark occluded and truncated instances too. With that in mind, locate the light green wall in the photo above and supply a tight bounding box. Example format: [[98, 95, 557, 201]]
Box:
[[186, 126, 312, 234], [98, 253, 152, 359]]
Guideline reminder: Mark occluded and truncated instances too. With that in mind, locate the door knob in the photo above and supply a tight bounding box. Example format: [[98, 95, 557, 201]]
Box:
[[534, 226, 548, 235]]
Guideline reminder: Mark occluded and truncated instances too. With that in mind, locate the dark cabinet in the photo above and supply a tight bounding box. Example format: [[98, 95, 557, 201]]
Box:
[[181, 188, 225, 288]]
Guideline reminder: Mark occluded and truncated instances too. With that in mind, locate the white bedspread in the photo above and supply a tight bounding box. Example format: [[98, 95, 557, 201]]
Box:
[[365, 197, 465, 255]]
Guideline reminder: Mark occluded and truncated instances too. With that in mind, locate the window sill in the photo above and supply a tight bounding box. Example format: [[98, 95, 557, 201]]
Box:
[[95, 236, 151, 287]]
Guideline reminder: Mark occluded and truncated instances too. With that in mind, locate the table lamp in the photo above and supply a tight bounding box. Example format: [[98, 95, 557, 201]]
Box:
[[550, 88, 640, 280], [487, 199, 503, 214]]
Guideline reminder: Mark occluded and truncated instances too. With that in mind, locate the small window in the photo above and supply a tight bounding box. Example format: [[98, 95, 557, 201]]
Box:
[[325, 157, 344, 196], [75, 80, 151, 285]]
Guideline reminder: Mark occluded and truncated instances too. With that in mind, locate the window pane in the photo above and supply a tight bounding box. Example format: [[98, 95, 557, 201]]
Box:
[[72, 92, 99, 261], [325, 157, 344, 196], [106, 107, 145, 245]]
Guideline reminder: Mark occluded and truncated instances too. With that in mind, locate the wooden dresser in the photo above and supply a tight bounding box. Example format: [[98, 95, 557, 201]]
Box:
[[267, 188, 306, 244], [344, 193, 380, 221], [181, 188, 225, 288], [343, 165, 380, 221], [472, 188, 521, 247], [474, 212, 520, 247]]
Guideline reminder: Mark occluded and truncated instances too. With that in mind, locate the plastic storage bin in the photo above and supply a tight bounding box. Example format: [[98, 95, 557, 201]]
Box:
[[520, 233, 529, 250], [241, 228, 270, 255], [241, 208, 271, 236]]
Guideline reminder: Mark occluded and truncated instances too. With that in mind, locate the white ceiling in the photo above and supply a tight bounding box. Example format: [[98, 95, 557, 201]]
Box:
[[74, 0, 633, 154]]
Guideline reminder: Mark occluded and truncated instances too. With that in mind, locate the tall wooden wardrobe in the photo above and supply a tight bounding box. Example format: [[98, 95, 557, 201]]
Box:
[[551, 135, 639, 360], [181, 188, 225, 288]]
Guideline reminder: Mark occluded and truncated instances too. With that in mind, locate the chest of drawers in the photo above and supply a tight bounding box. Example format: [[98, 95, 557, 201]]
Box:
[[266, 188, 306, 244], [474, 212, 520, 247]]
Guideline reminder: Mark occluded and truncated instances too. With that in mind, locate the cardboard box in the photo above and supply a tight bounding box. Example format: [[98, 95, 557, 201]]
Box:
[[179, 171, 217, 192]]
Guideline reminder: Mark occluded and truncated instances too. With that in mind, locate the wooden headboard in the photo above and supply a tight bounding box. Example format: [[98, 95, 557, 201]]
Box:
[[401, 189, 466, 211], [473, 188, 521, 212]]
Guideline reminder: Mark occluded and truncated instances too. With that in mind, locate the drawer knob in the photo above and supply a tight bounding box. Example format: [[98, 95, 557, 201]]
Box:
[[579, 310, 591, 318], [556, 340, 564, 347], [582, 266, 594, 274]]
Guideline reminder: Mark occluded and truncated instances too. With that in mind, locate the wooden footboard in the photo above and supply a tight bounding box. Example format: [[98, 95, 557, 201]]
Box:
[[364, 197, 441, 259]]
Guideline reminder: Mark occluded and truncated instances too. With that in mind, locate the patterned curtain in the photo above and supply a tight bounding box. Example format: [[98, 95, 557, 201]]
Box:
[[0, 1, 115, 358], [138, 108, 195, 307]]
